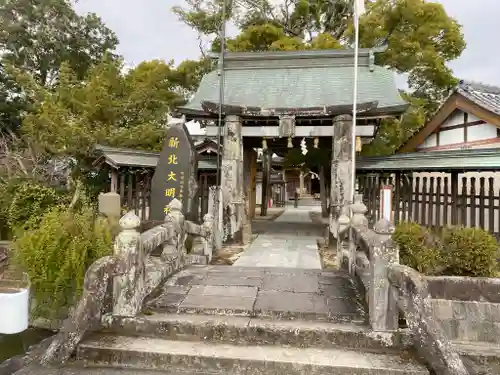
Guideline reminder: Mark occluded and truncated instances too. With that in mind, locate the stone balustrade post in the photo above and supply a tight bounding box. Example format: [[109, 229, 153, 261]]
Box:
[[113, 211, 143, 317], [349, 194, 368, 275], [162, 199, 185, 266], [336, 210, 350, 270], [350, 194, 369, 233], [369, 218, 400, 331]]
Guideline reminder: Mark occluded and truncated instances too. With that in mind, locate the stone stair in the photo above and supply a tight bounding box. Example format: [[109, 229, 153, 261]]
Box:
[[76, 313, 429, 375], [69, 266, 430, 374]]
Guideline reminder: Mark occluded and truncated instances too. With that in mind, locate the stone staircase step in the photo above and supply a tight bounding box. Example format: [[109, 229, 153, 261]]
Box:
[[77, 335, 429, 375], [103, 313, 410, 353], [452, 340, 500, 375], [14, 363, 221, 375]]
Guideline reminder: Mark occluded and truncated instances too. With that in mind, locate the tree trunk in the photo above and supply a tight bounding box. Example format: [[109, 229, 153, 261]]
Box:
[[319, 165, 328, 217]]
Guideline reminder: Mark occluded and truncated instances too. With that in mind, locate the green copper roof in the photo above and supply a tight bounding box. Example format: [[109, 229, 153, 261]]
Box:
[[179, 49, 407, 116], [357, 148, 500, 171]]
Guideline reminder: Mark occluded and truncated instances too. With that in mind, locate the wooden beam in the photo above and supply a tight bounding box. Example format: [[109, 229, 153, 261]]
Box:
[[456, 96, 500, 127], [205, 125, 376, 137], [201, 100, 379, 117]]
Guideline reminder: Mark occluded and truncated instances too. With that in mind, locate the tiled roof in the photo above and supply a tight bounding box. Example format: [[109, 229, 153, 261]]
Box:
[[179, 49, 407, 116], [458, 80, 500, 116]]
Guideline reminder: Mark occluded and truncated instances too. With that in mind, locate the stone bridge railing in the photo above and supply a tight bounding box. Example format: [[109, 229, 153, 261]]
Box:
[[41, 198, 214, 365], [337, 194, 470, 375]]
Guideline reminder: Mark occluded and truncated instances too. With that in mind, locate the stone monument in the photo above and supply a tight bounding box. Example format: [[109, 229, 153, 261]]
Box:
[[150, 115, 198, 222]]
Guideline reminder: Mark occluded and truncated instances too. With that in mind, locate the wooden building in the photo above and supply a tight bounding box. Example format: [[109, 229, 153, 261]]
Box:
[[356, 80, 500, 237], [400, 80, 500, 153]]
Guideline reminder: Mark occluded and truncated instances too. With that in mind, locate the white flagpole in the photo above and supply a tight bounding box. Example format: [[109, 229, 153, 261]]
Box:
[[350, 1, 362, 206]]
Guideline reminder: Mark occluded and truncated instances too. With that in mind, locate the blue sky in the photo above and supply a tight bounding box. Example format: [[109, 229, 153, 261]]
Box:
[[75, 0, 500, 87]]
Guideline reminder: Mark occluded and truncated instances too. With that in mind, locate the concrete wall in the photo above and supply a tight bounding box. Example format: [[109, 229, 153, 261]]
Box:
[[426, 276, 500, 343]]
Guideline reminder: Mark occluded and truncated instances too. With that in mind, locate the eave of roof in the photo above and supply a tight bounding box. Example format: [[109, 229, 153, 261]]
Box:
[[358, 147, 500, 172], [93, 144, 219, 170]]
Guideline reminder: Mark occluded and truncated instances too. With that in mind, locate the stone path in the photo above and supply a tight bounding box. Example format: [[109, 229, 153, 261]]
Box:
[[147, 266, 364, 323], [233, 204, 324, 268]]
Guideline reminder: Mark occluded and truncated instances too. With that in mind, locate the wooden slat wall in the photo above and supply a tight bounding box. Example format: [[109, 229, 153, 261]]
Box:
[[358, 173, 500, 240]]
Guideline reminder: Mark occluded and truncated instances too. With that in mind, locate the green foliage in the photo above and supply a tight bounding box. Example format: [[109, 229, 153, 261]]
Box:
[[0, 179, 26, 238], [441, 227, 499, 277], [362, 93, 429, 156], [13, 205, 113, 319], [305, 148, 330, 168], [168, 58, 214, 99], [0, 0, 118, 134], [0, 0, 118, 85], [19, 58, 181, 160], [394, 222, 500, 277], [393, 221, 442, 275], [172, 0, 235, 37], [283, 149, 305, 169], [175, 0, 466, 155], [221, 23, 344, 53], [360, 0, 465, 101], [7, 181, 60, 231]]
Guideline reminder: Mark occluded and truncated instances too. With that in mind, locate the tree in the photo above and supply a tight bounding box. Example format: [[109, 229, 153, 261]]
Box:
[[19, 57, 182, 163], [168, 58, 214, 101], [176, 0, 464, 93], [361, 91, 429, 156], [174, 0, 466, 153], [0, 0, 118, 86], [0, 0, 119, 133], [359, 0, 465, 103]]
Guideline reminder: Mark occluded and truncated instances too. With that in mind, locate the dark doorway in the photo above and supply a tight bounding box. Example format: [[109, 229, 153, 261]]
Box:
[[311, 176, 320, 195]]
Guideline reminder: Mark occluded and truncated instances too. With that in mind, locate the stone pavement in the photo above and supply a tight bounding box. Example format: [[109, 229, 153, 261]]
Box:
[[147, 266, 365, 323], [234, 203, 324, 268]]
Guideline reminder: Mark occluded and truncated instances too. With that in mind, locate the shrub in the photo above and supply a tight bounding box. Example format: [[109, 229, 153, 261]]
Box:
[[8, 182, 59, 231], [393, 221, 442, 275], [0, 179, 25, 239], [441, 226, 499, 277], [13, 205, 113, 319]]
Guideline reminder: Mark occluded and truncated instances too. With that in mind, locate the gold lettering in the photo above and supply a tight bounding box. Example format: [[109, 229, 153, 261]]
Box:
[[165, 188, 176, 197], [168, 154, 178, 164], [168, 137, 179, 148], [167, 171, 176, 181]]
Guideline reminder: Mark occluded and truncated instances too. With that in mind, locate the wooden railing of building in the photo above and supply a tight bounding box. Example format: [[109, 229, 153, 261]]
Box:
[[358, 172, 500, 239]]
